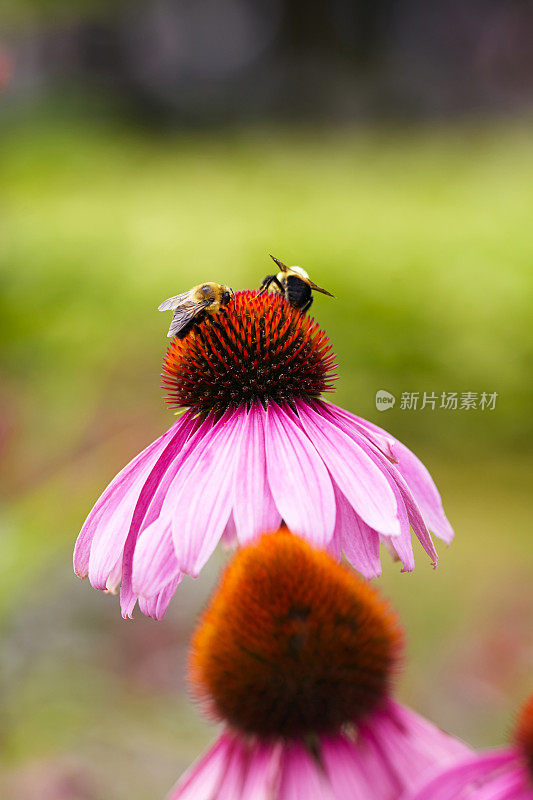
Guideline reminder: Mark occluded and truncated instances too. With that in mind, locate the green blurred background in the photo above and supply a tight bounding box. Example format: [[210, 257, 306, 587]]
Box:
[[1, 3, 533, 798]]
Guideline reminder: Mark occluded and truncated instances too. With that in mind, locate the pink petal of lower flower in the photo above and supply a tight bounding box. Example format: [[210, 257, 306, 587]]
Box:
[[321, 735, 375, 800], [402, 750, 522, 800], [264, 403, 336, 548], [232, 401, 281, 544], [212, 736, 248, 800], [167, 734, 235, 800], [295, 401, 400, 537], [278, 741, 336, 800], [240, 743, 283, 800], [170, 412, 246, 577], [359, 700, 470, 798]]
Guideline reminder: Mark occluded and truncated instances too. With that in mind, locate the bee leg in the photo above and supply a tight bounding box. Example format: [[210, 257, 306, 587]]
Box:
[[300, 297, 314, 313], [259, 275, 284, 294]]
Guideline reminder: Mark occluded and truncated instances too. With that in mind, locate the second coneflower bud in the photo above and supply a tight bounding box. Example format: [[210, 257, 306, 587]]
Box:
[[190, 528, 401, 740], [167, 531, 468, 800]]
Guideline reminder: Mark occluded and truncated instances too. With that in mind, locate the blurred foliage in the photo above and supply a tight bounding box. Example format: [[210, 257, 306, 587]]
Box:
[[0, 0, 122, 30], [0, 117, 532, 799]]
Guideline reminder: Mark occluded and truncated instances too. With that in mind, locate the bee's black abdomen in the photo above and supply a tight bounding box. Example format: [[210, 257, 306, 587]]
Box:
[[285, 275, 312, 310]]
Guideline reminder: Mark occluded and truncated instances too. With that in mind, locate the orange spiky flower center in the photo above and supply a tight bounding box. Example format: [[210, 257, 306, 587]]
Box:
[[162, 290, 336, 414], [189, 530, 403, 740], [515, 695, 533, 779]]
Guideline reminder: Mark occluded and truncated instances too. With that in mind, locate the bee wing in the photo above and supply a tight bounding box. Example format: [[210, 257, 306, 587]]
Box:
[[158, 291, 196, 312], [166, 298, 213, 338]]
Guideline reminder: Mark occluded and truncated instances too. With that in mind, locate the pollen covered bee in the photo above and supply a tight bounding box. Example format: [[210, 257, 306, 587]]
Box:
[[259, 255, 334, 313], [158, 282, 234, 338]]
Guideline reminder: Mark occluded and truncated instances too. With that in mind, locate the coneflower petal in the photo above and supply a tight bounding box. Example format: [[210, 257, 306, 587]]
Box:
[[170, 412, 246, 576], [264, 403, 336, 548], [321, 406, 438, 565], [74, 421, 179, 580], [321, 735, 374, 799], [85, 420, 185, 589], [392, 441, 454, 544], [332, 406, 453, 543], [132, 522, 179, 599], [319, 400, 397, 462], [212, 737, 251, 800], [138, 575, 181, 621], [167, 733, 235, 800], [332, 486, 382, 579], [403, 751, 520, 800], [232, 402, 281, 544], [358, 702, 469, 790], [240, 743, 282, 800], [117, 413, 201, 617], [278, 742, 336, 800], [393, 468, 438, 564], [295, 402, 401, 537]]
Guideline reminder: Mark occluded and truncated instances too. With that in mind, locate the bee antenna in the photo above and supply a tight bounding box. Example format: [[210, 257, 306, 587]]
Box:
[[269, 254, 287, 271]]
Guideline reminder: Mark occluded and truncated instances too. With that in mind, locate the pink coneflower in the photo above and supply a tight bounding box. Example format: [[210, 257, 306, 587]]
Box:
[[402, 695, 533, 800], [167, 531, 468, 800], [74, 290, 453, 618]]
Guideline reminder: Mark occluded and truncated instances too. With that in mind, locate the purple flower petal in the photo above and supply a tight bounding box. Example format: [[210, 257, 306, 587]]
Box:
[[278, 741, 336, 800], [324, 405, 438, 566], [74, 421, 179, 579], [296, 402, 400, 537], [138, 575, 181, 620], [169, 411, 246, 577], [118, 413, 201, 617], [332, 486, 382, 579], [211, 736, 249, 800], [167, 734, 235, 800], [331, 405, 453, 543], [132, 520, 180, 599], [319, 401, 398, 461], [321, 735, 375, 799], [404, 750, 522, 800], [240, 743, 282, 800], [358, 701, 471, 797], [264, 403, 336, 548], [220, 513, 238, 550], [232, 401, 281, 544], [391, 441, 454, 544], [84, 420, 186, 590]]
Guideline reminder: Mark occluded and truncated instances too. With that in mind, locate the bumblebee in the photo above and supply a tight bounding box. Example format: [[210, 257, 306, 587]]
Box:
[[158, 282, 233, 338], [259, 255, 334, 313]]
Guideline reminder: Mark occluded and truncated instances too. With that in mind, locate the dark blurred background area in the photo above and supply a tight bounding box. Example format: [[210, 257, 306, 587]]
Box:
[[1, 3, 533, 800], [2, 0, 533, 124]]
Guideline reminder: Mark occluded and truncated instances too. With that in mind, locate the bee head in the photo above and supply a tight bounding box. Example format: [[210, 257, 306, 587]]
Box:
[[221, 286, 233, 305]]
